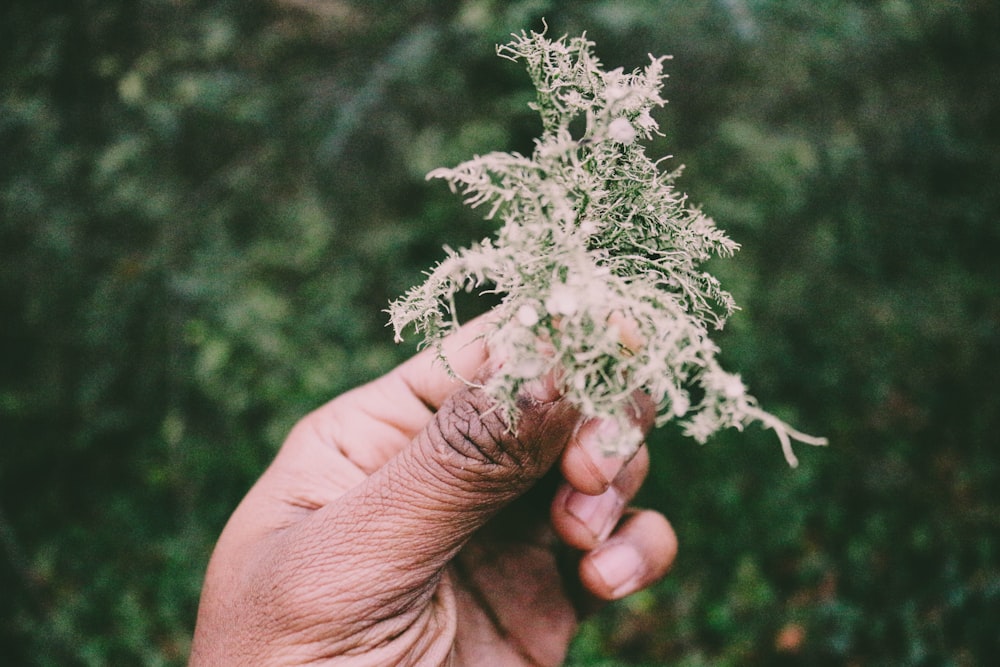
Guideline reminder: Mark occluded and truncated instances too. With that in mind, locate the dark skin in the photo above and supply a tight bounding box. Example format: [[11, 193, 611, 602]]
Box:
[[190, 317, 677, 665]]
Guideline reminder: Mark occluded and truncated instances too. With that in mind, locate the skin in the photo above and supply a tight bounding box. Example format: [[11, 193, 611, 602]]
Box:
[[190, 317, 677, 666]]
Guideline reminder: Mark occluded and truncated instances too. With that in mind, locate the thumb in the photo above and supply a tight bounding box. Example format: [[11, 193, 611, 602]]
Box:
[[269, 377, 580, 624], [407, 374, 577, 524]]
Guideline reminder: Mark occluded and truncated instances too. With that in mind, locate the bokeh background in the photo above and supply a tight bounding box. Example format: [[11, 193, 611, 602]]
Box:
[[2, 0, 998, 664]]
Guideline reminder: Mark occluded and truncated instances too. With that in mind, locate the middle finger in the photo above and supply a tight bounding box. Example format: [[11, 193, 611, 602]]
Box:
[[550, 445, 650, 550]]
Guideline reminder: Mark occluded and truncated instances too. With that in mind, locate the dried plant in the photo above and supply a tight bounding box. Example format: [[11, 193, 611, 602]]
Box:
[[389, 27, 826, 465]]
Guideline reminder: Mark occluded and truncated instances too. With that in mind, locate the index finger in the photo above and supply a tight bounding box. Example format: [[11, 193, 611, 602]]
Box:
[[390, 313, 496, 411], [269, 314, 498, 490]]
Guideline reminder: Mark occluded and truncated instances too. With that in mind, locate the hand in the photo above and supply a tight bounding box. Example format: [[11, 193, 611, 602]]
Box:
[[190, 317, 677, 666]]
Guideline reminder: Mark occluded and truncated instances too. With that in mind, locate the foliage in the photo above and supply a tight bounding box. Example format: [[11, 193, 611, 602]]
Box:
[[390, 28, 825, 464], [2, 0, 998, 664]]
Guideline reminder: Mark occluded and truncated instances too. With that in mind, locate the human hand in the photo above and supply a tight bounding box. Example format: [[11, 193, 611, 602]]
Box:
[[190, 317, 677, 666]]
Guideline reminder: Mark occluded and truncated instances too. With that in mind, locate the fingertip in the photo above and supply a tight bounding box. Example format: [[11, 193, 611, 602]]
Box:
[[580, 541, 646, 600], [551, 483, 624, 551], [557, 391, 654, 496], [579, 511, 677, 600], [560, 422, 652, 497], [559, 419, 636, 495], [395, 314, 494, 410], [552, 448, 649, 551]]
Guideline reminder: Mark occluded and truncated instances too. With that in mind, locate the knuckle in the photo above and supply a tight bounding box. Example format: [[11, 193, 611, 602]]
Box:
[[431, 389, 522, 471]]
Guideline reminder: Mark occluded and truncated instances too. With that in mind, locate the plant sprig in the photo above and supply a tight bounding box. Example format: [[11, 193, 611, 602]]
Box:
[[388, 27, 827, 465]]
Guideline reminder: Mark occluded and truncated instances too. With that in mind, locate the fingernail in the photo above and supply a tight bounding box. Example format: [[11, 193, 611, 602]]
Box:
[[591, 542, 644, 598], [579, 419, 632, 486], [566, 487, 624, 542], [521, 370, 561, 403]]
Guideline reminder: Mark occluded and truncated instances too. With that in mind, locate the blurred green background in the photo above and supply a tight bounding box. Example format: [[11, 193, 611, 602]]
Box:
[[2, 0, 998, 664]]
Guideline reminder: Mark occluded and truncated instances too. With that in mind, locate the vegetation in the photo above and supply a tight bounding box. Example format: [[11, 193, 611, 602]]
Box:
[[2, 0, 998, 664], [390, 28, 826, 465]]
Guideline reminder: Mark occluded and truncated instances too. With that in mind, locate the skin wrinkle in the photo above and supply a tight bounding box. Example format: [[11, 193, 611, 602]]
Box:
[[266, 528, 442, 657], [345, 593, 440, 652], [252, 506, 398, 639], [233, 473, 440, 659], [454, 417, 502, 467], [261, 411, 479, 629], [391, 364, 441, 415], [320, 596, 456, 667], [447, 476, 580, 666], [288, 469, 456, 623], [392, 456, 500, 529], [232, 567, 303, 656], [282, 415, 370, 497], [354, 374, 434, 442], [417, 388, 574, 506], [470, 401, 514, 467], [434, 392, 506, 468], [336, 394, 415, 472], [301, 407, 340, 451], [450, 556, 545, 667], [472, 388, 529, 460], [380, 437, 490, 524], [416, 430, 532, 517], [268, 453, 361, 519], [417, 428, 512, 497]]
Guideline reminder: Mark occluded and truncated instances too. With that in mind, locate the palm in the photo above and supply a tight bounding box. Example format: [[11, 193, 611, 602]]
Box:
[[448, 480, 582, 666]]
